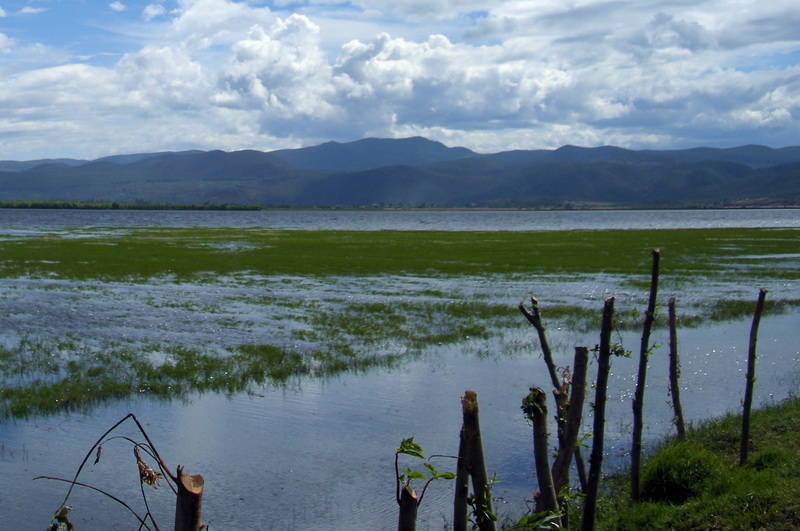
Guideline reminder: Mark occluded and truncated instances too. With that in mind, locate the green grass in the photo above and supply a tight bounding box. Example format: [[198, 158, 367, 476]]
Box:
[[1, 227, 797, 280], [589, 398, 800, 530]]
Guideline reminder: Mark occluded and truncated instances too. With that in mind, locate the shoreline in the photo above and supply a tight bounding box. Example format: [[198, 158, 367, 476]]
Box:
[[1, 201, 799, 212]]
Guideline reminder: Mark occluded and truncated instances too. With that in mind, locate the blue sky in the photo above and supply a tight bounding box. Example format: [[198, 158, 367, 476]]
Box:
[[0, 0, 798, 160]]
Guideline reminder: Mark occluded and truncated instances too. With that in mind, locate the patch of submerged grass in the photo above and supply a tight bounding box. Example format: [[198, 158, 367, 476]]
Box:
[[0, 376, 133, 419], [0, 336, 418, 419], [234, 345, 310, 383], [292, 299, 509, 354], [9, 287, 786, 419], [706, 297, 800, 322]]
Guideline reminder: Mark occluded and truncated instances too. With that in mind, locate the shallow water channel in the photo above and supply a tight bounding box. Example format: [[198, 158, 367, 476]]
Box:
[[1, 267, 798, 530]]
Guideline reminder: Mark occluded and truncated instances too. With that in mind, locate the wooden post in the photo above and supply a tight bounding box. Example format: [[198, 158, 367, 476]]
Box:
[[740, 288, 768, 466], [461, 391, 496, 531], [667, 298, 686, 440], [453, 429, 470, 531], [551, 346, 589, 495], [631, 249, 660, 502], [174, 465, 204, 531], [523, 387, 559, 514], [398, 486, 419, 531], [520, 298, 588, 492], [582, 297, 615, 531]]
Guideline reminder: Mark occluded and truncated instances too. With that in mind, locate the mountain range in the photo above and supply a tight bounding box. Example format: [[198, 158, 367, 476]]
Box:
[[1, 137, 799, 208]]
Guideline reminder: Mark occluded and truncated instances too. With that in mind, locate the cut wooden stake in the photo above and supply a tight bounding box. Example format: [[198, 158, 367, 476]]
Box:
[[174, 465, 204, 531], [523, 387, 559, 514], [460, 391, 496, 531], [740, 288, 768, 466], [551, 346, 589, 495], [582, 297, 615, 531], [631, 249, 660, 502], [668, 297, 686, 440], [398, 486, 419, 531], [453, 428, 470, 531]]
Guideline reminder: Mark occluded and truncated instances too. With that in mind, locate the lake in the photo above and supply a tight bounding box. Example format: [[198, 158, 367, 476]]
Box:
[[0, 208, 798, 530], [1, 207, 799, 233]]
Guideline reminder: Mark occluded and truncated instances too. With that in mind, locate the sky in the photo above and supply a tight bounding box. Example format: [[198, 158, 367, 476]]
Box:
[[0, 0, 798, 160]]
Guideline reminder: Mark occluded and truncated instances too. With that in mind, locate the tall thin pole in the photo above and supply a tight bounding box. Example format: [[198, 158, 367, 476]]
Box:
[[582, 297, 615, 531], [631, 249, 660, 502], [667, 297, 686, 440], [740, 288, 768, 466]]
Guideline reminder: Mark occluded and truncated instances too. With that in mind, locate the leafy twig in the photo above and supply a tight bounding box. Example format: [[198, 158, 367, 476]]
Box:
[[35, 476, 154, 530]]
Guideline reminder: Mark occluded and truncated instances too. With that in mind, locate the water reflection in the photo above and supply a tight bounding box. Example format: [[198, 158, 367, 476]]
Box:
[[2, 314, 798, 530]]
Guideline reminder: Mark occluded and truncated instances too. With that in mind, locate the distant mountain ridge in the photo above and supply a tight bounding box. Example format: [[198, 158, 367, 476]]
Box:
[[1, 137, 799, 208], [269, 137, 475, 173]]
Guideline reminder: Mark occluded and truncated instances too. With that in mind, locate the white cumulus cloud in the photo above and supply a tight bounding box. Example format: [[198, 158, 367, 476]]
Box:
[[143, 3, 167, 21], [0, 0, 798, 159], [18, 7, 47, 15]]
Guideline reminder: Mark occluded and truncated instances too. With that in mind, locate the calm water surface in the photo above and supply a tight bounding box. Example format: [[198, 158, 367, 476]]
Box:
[[2, 316, 798, 530], [1, 207, 799, 232], [1, 208, 798, 530]]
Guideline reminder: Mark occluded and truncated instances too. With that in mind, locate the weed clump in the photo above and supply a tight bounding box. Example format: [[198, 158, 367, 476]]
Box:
[[640, 441, 720, 504]]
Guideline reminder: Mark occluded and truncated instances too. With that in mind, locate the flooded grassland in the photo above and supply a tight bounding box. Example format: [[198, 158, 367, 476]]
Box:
[[1, 227, 797, 419], [0, 227, 798, 529]]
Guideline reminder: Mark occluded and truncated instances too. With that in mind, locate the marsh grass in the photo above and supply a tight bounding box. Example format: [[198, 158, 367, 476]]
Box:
[[589, 398, 800, 530], [1, 227, 797, 419], [707, 297, 800, 321], [1, 227, 797, 280], [0, 289, 514, 418], [0, 338, 411, 419], [291, 299, 508, 354]]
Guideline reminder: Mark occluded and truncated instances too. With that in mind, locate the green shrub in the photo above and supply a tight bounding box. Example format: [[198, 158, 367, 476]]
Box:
[[641, 441, 720, 504]]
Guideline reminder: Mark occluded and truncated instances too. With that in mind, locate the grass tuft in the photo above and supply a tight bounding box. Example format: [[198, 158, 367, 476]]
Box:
[[640, 441, 720, 503], [590, 398, 800, 530]]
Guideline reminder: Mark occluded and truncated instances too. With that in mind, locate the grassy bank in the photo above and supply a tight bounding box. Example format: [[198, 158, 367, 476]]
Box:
[[587, 397, 800, 530]]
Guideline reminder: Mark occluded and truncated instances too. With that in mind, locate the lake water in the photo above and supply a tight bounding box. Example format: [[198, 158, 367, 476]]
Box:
[[0, 208, 798, 530], [1, 207, 799, 232]]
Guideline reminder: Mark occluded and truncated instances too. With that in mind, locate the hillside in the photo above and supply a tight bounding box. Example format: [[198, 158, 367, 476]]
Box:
[[1, 138, 799, 207]]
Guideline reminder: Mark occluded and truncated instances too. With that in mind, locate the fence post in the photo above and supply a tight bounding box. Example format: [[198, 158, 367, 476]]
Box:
[[631, 249, 660, 502], [582, 297, 615, 531], [398, 486, 419, 531], [668, 297, 686, 440], [453, 429, 470, 531], [460, 390, 496, 531], [551, 346, 589, 494], [740, 288, 768, 466], [523, 387, 559, 514]]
